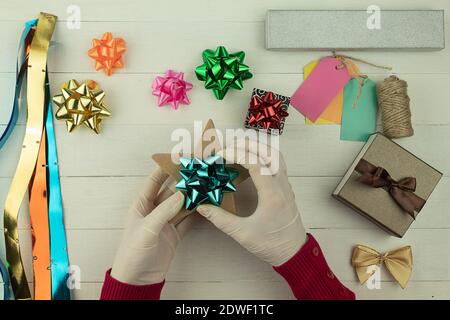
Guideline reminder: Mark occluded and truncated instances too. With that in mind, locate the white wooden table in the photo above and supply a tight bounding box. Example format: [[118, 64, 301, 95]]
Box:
[[1, 0, 449, 300]]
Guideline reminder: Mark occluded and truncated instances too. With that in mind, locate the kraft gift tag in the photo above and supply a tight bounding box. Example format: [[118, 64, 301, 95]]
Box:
[[340, 77, 378, 142], [291, 57, 351, 122]]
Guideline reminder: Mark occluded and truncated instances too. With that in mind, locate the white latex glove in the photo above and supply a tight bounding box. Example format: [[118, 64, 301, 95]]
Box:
[[111, 168, 194, 285], [197, 141, 307, 267]]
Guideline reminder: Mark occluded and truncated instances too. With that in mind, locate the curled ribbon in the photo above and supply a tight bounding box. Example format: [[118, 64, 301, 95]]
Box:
[[352, 244, 412, 289], [355, 159, 426, 219], [246, 89, 289, 134]]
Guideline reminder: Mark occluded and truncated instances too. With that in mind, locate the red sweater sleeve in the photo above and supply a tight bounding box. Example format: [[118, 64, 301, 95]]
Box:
[[100, 234, 355, 300], [100, 269, 164, 300], [273, 233, 355, 300]]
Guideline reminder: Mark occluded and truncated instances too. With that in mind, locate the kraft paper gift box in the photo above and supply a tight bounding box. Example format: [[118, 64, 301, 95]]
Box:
[[333, 133, 442, 237]]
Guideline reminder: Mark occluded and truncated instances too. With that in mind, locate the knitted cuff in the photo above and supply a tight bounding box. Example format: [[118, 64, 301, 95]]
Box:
[[273, 234, 355, 300], [100, 269, 164, 300]]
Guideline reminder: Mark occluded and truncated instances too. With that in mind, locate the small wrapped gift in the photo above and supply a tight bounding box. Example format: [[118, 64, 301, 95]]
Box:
[[333, 133, 442, 237], [244, 88, 290, 135]]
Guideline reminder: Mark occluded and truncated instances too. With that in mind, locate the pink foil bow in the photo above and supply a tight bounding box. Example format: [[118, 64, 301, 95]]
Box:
[[152, 70, 193, 110]]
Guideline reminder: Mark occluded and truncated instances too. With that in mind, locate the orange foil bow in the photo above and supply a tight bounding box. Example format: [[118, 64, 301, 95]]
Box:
[[352, 244, 413, 289], [88, 32, 126, 76]]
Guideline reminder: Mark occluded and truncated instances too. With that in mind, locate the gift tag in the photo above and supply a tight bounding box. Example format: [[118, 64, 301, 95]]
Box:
[[305, 59, 360, 124], [291, 57, 351, 122], [304, 60, 343, 124], [340, 77, 378, 142]]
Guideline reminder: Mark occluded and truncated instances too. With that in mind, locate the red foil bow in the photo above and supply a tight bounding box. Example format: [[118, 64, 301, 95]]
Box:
[[355, 159, 426, 219], [88, 32, 126, 76], [246, 89, 289, 134]]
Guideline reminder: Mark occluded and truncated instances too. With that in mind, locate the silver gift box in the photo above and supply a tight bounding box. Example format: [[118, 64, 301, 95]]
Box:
[[266, 10, 445, 50]]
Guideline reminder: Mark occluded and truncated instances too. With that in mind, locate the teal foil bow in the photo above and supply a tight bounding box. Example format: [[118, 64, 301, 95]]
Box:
[[195, 46, 252, 100], [176, 155, 238, 210]]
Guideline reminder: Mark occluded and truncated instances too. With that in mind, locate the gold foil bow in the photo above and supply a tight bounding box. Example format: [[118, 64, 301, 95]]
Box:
[[351, 244, 412, 289], [53, 80, 111, 133]]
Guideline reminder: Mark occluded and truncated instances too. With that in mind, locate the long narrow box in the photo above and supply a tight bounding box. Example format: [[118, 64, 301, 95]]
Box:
[[266, 10, 445, 50]]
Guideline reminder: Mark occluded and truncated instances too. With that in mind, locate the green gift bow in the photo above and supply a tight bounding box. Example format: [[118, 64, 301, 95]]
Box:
[[195, 46, 253, 100], [176, 155, 238, 210]]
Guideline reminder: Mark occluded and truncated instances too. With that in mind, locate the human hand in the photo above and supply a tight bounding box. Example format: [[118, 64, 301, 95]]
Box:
[[197, 141, 307, 266], [110, 168, 194, 285]]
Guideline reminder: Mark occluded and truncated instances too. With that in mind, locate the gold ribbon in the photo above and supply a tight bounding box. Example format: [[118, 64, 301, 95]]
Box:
[[4, 12, 56, 300], [351, 244, 413, 289]]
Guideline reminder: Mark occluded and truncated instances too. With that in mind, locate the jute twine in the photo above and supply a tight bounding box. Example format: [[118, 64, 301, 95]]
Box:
[[377, 75, 414, 138]]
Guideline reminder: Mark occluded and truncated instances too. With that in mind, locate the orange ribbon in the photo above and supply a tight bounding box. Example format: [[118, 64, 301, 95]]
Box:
[[88, 32, 126, 76], [28, 128, 52, 300]]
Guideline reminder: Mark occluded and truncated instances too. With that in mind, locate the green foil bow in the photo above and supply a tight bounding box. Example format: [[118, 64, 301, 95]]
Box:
[[195, 46, 252, 100], [176, 155, 238, 210]]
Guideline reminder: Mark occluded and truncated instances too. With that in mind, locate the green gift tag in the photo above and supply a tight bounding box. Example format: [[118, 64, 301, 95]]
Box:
[[341, 77, 378, 142]]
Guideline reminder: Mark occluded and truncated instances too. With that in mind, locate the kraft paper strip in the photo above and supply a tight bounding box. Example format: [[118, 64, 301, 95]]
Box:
[[45, 74, 71, 300], [28, 127, 51, 300], [4, 13, 56, 300], [0, 258, 11, 300]]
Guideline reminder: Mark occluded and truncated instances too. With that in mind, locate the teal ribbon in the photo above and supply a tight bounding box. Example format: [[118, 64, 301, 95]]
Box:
[[45, 73, 71, 300], [0, 18, 37, 301], [176, 155, 238, 210]]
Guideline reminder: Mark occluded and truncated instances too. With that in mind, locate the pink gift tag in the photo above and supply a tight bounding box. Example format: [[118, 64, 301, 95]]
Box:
[[291, 57, 351, 122]]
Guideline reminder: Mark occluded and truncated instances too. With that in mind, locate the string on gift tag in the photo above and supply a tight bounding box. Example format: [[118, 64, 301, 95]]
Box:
[[377, 75, 414, 138], [332, 51, 392, 107]]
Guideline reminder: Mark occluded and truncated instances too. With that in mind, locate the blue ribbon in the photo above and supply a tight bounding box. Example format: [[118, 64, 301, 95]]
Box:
[[45, 74, 71, 300], [0, 259, 11, 300]]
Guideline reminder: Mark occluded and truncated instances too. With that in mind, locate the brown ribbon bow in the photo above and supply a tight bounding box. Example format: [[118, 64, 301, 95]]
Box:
[[352, 244, 412, 289], [355, 159, 426, 219]]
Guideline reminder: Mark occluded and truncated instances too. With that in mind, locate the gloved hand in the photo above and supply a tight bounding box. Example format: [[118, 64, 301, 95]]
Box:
[[111, 168, 194, 285], [197, 141, 307, 266]]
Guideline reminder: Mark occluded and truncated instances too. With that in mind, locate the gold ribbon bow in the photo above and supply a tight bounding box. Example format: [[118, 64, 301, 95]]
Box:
[[351, 244, 413, 289]]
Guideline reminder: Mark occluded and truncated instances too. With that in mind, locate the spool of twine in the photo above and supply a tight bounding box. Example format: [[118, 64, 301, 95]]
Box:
[[377, 75, 414, 138]]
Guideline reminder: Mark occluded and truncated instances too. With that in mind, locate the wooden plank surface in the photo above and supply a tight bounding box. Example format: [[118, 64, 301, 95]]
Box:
[[0, 0, 449, 300]]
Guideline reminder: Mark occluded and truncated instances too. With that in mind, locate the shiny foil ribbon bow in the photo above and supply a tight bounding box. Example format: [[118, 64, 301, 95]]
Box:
[[53, 80, 111, 133], [176, 155, 238, 210], [88, 32, 126, 76], [355, 159, 426, 219], [195, 46, 252, 100], [245, 89, 290, 135], [352, 244, 413, 289], [152, 70, 193, 109]]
